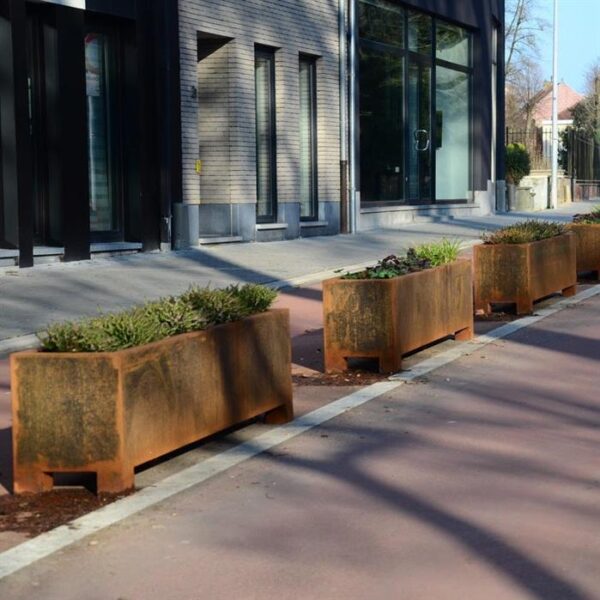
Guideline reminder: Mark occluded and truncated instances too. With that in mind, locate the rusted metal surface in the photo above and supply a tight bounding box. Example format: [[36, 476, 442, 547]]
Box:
[[474, 233, 577, 315], [11, 310, 293, 494], [568, 223, 600, 279], [322, 260, 473, 374]]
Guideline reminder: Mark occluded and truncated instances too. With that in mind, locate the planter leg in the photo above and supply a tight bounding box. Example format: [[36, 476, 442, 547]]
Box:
[[562, 285, 577, 298], [97, 468, 135, 494], [264, 401, 294, 425], [13, 468, 53, 494], [454, 326, 474, 341], [379, 353, 402, 374], [324, 352, 348, 373], [516, 298, 534, 315]]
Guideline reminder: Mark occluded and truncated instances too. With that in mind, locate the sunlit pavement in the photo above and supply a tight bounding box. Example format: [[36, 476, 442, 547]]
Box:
[[0, 202, 594, 343], [0, 283, 598, 598]]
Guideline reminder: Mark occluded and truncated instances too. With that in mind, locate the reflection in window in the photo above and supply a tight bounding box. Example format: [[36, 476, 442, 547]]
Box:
[[255, 48, 277, 222], [436, 22, 470, 67], [359, 0, 404, 47], [299, 57, 318, 219], [408, 11, 432, 55], [435, 67, 470, 200], [86, 33, 116, 233], [359, 46, 404, 202]]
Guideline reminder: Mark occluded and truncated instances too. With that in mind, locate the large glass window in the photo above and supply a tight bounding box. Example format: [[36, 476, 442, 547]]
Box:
[[359, 0, 404, 47], [255, 48, 277, 222], [86, 32, 119, 234], [358, 0, 472, 204], [408, 11, 432, 55], [435, 67, 470, 200], [299, 56, 318, 220], [359, 47, 404, 202], [436, 21, 470, 67]]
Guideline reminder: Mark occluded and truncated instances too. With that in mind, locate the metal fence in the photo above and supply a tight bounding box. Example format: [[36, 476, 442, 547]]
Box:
[[506, 128, 552, 171], [507, 127, 600, 199]]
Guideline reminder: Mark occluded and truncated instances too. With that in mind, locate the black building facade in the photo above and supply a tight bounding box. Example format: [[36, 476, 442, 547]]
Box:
[[0, 0, 182, 266]]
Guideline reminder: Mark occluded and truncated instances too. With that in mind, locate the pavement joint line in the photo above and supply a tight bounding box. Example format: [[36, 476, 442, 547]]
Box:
[[0, 282, 597, 581]]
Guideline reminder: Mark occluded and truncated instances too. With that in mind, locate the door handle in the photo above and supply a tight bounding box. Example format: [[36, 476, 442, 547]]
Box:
[[414, 129, 430, 152]]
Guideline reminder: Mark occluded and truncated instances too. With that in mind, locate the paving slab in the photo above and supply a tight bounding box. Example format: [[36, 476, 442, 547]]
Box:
[[0, 290, 597, 599]]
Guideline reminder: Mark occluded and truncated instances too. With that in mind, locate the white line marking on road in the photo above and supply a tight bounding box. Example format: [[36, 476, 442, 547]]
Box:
[[0, 283, 598, 580]]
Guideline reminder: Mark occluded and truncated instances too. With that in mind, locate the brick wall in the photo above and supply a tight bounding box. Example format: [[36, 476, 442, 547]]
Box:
[[179, 0, 341, 222]]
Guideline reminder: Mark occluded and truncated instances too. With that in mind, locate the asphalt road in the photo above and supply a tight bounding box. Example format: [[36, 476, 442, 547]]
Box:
[[0, 291, 598, 599]]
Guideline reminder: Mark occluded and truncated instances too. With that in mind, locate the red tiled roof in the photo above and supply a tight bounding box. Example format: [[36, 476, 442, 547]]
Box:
[[532, 83, 584, 122]]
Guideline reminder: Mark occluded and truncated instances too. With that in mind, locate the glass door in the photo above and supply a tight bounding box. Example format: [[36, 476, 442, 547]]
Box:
[[407, 59, 432, 204]]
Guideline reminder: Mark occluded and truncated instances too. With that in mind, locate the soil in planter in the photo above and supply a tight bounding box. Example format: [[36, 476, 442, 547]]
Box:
[[293, 369, 389, 387], [0, 489, 131, 537]]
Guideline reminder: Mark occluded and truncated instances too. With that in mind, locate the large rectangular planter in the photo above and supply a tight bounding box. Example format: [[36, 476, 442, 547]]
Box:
[[568, 223, 600, 278], [12, 309, 293, 494], [474, 233, 577, 315], [323, 260, 473, 374]]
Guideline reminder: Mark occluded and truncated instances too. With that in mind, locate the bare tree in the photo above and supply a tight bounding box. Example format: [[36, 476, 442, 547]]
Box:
[[505, 0, 548, 83], [506, 57, 546, 131]]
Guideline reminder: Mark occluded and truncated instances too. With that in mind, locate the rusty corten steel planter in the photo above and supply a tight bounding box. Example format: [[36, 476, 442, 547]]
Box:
[[11, 309, 293, 494], [567, 223, 600, 279], [322, 260, 473, 374], [473, 233, 577, 315]]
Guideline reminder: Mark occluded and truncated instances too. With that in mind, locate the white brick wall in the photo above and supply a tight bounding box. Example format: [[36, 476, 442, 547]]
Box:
[[178, 0, 341, 209]]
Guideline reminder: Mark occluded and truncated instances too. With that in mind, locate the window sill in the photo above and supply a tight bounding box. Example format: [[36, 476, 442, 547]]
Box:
[[256, 223, 289, 231], [361, 203, 477, 214], [300, 221, 329, 228]]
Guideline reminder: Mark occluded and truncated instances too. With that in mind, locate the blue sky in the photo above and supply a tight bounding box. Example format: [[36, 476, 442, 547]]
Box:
[[535, 0, 600, 94]]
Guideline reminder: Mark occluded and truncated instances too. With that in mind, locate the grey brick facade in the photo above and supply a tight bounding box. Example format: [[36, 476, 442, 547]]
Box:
[[178, 0, 342, 242]]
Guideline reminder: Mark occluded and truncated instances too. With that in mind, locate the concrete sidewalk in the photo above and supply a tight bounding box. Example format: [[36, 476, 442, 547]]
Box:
[[0, 282, 597, 598], [0, 203, 589, 345]]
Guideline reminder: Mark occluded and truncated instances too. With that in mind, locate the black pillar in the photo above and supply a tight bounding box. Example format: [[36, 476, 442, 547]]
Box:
[[136, 0, 182, 251], [56, 5, 90, 261], [136, 0, 161, 251], [1, 0, 34, 266]]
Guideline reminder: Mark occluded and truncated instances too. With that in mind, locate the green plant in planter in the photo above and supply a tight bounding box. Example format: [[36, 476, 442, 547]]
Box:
[[505, 143, 531, 185], [342, 239, 461, 280], [414, 238, 462, 267], [39, 284, 278, 353], [573, 205, 600, 224], [481, 220, 566, 245]]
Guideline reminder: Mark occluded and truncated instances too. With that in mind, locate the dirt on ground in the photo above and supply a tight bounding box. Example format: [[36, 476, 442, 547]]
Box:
[[0, 489, 132, 537], [293, 370, 389, 387]]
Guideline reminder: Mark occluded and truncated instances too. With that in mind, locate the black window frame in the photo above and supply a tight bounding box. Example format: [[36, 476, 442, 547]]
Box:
[[255, 45, 278, 224]]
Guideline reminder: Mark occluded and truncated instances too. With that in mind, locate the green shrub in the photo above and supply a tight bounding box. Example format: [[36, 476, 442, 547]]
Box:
[[414, 239, 462, 267], [39, 284, 277, 353], [481, 220, 566, 245], [505, 143, 531, 185], [573, 205, 600, 224]]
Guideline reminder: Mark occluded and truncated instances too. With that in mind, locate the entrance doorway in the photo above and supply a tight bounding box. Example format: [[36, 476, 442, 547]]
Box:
[[26, 6, 132, 246]]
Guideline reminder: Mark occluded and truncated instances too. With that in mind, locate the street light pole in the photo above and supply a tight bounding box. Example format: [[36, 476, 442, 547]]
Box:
[[551, 0, 559, 209]]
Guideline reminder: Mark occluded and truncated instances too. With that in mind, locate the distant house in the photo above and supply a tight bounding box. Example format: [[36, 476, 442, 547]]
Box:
[[531, 82, 584, 127], [532, 83, 584, 165]]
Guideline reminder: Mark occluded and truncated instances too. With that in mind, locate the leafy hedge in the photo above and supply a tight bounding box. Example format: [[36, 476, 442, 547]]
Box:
[[482, 220, 566, 245], [505, 143, 531, 186], [39, 284, 277, 353], [342, 239, 462, 280], [573, 205, 600, 224]]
